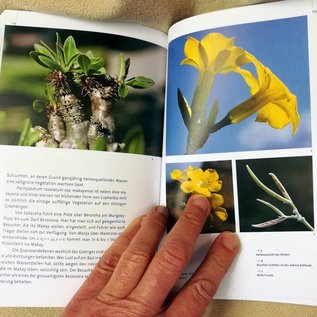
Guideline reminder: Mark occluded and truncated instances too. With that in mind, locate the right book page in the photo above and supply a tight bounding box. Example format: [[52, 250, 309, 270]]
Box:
[[162, 0, 317, 305]]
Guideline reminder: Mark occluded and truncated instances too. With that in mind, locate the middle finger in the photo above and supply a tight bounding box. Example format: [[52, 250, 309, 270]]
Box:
[[98, 205, 168, 301], [131, 195, 210, 309]]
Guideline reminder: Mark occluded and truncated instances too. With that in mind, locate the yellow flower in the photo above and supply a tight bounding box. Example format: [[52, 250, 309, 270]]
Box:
[[181, 33, 246, 74], [171, 166, 194, 182], [180, 167, 222, 197], [209, 193, 228, 221], [229, 52, 299, 135]]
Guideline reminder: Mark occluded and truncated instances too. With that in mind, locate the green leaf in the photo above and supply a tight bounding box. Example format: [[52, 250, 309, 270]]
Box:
[[118, 84, 129, 98], [125, 76, 154, 89], [34, 43, 57, 61], [63, 36, 77, 64], [56, 33, 65, 68], [30, 51, 54, 69], [117, 53, 126, 79], [90, 57, 105, 71], [39, 40, 57, 58], [177, 88, 191, 130], [33, 100, 47, 113], [77, 54, 92, 76], [123, 125, 145, 154], [18, 118, 42, 146], [90, 136, 107, 151], [117, 54, 130, 80], [65, 53, 79, 70], [38, 54, 63, 71]]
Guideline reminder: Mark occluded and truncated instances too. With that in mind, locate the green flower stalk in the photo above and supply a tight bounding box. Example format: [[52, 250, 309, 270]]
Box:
[[178, 33, 248, 154]]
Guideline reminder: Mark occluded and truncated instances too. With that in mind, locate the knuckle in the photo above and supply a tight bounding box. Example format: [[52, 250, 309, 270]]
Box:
[[209, 253, 229, 274], [123, 246, 151, 265], [157, 242, 189, 273], [151, 215, 167, 231], [181, 209, 206, 227], [97, 251, 121, 275], [189, 278, 216, 305]]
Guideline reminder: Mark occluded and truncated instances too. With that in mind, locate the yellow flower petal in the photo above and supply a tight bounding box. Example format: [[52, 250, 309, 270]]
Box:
[[208, 180, 222, 192], [180, 180, 194, 193], [192, 185, 212, 197], [177, 166, 223, 198], [180, 180, 211, 197], [181, 36, 201, 70], [171, 169, 187, 182], [181, 32, 248, 75], [209, 193, 224, 208], [187, 167, 204, 181], [214, 207, 228, 221], [230, 52, 300, 135], [256, 103, 291, 129], [201, 33, 234, 68], [204, 169, 219, 183]]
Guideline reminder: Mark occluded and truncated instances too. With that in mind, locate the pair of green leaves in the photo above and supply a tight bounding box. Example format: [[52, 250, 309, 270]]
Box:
[[117, 53, 155, 98], [30, 33, 78, 73]]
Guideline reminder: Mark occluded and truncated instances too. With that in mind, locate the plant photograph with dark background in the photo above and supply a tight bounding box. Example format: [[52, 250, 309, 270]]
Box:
[[0, 26, 166, 156]]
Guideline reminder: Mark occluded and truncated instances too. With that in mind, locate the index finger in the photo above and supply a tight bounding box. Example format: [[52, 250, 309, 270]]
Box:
[[131, 195, 210, 309]]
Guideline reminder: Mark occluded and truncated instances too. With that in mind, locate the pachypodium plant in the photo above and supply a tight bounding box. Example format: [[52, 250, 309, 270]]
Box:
[[177, 32, 300, 154], [170, 166, 228, 224], [246, 165, 314, 231], [20, 33, 154, 152]]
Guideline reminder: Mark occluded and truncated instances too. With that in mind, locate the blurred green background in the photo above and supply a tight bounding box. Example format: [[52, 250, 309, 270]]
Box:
[[237, 156, 314, 232], [0, 25, 166, 156]]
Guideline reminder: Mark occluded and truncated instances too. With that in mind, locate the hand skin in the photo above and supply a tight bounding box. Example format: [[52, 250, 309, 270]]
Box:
[[61, 195, 240, 317]]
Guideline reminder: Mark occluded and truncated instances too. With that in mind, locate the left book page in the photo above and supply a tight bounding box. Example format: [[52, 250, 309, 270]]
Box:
[[0, 10, 167, 307]]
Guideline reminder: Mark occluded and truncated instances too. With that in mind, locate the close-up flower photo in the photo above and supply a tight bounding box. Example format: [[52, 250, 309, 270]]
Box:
[[166, 16, 310, 155], [166, 160, 235, 233]]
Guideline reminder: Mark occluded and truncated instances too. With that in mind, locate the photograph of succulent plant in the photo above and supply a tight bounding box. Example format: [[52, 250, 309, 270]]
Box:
[[166, 160, 235, 233], [0, 26, 166, 156], [166, 16, 311, 155], [236, 156, 314, 232]]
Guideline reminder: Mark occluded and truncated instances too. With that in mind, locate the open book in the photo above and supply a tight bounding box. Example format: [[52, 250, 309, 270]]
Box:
[[0, 0, 316, 307]]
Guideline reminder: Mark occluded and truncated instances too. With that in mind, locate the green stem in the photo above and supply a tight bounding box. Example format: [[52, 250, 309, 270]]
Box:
[[246, 165, 289, 204], [299, 217, 314, 231], [186, 71, 215, 154]]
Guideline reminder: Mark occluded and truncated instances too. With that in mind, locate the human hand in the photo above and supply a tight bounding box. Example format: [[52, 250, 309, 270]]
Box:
[[61, 195, 239, 317]]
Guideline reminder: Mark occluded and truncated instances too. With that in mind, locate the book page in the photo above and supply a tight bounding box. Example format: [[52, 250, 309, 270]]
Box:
[[0, 11, 167, 306], [163, 0, 317, 306]]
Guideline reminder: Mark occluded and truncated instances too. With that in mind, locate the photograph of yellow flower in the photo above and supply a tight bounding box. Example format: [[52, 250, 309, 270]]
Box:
[[166, 16, 310, 155], [236, 156, 314, 232], [166, 161, 235, 233]]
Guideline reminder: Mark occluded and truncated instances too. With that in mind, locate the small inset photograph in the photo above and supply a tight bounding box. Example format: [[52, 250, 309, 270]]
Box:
[[166, 160, 235, 233], [236, 156, 314, 232], [0, 25, 166, 156]]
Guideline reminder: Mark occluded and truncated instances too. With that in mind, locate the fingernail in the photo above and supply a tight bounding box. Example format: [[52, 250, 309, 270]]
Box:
[[221, 232, 240, 252], [191, 195, 210, 213], [156, 206, 169, 217]]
